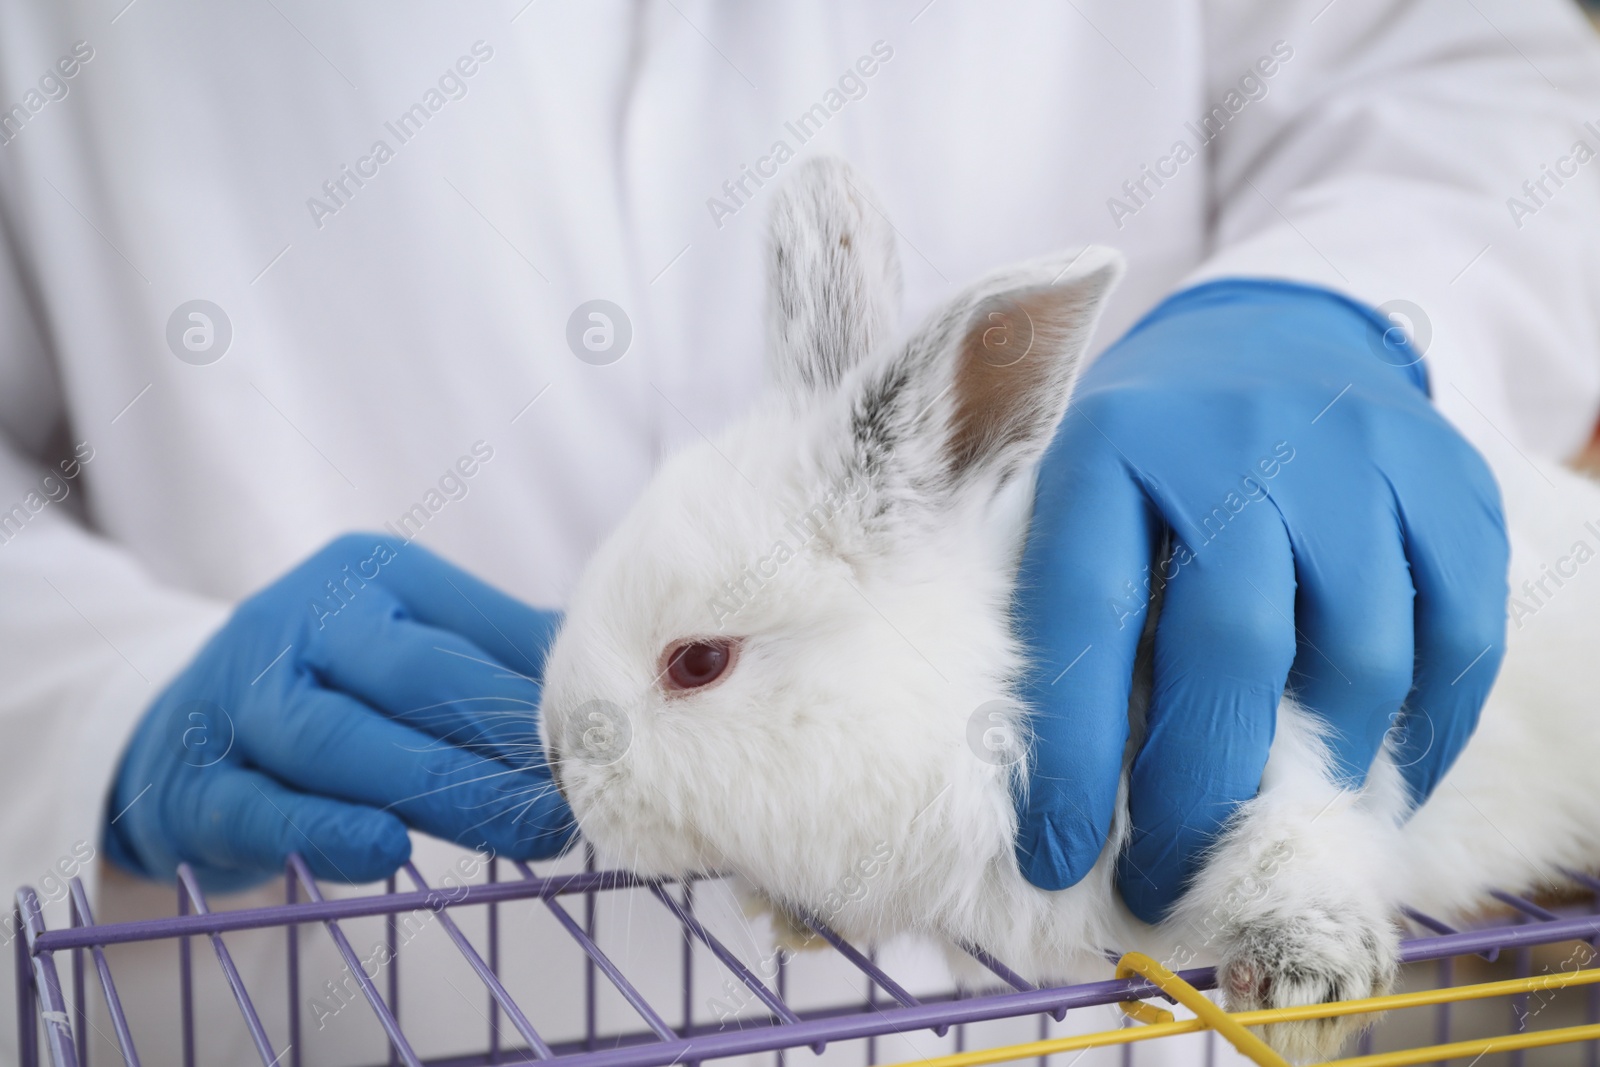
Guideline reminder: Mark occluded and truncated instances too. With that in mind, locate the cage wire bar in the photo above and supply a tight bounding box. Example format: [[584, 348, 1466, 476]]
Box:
[[14, 856, 1600, 1067]]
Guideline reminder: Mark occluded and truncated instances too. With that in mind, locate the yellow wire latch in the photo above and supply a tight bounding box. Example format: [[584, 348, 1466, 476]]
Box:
[[883, 950, 1600, 1067]]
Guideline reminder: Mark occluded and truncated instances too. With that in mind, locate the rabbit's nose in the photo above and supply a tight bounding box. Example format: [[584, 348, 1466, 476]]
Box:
[[548, 744, 569, 803]]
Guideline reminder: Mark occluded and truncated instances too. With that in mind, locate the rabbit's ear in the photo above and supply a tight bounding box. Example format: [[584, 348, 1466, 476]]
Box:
[[766, 157, 902, 404], [845, 248, 1124, 505]]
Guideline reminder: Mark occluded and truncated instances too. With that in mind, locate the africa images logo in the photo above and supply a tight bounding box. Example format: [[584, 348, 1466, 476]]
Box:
[[305, 41, 495, 230], [704, 41, 894, 230]]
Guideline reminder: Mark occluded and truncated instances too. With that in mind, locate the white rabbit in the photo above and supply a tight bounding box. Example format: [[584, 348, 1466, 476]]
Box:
[[538, 156, 1600, 1063]]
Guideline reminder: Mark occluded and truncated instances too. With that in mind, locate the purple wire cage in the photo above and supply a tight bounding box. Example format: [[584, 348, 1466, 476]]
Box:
[[14, 855, 1600, 1067]]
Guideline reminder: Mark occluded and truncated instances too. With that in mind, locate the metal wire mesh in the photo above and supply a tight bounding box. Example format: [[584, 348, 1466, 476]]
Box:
[[14, 858, 1600, 1067]]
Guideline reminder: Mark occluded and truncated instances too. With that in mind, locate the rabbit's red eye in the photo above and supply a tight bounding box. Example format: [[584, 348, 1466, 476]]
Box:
[[663, 639, 737, 692]]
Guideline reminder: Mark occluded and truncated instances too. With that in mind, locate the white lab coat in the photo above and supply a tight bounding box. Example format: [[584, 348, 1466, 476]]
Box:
[[1, 1, 1598, 1063]]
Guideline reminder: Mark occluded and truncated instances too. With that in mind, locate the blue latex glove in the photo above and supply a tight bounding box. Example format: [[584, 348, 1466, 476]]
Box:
[[106, 534, 575, 892], [1013, 279, 1508, 923]]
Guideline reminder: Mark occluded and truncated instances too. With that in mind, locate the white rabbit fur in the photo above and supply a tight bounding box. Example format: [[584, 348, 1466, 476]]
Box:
[[538, 157, 1600, 1063]]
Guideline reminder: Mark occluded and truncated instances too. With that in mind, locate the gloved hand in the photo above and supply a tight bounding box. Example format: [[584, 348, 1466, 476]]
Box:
[[106, 534, 575, 892], [1012, 279, 1508, 923]]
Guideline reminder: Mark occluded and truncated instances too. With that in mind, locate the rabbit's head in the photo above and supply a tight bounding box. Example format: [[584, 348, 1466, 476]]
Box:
[[540, 157, 1122, 928]]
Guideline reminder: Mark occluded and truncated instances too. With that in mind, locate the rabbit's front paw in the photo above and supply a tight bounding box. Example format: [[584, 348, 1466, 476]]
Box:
[[1219, 903, 1398, 1064]]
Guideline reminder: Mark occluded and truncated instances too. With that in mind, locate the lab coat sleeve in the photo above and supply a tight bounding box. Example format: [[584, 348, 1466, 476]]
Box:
[[1189, 0, 1600, 463], [0, 221, 228, 932]]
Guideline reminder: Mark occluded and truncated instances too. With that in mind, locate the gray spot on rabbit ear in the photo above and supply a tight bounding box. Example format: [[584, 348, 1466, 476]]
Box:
[[848, 356, 913, 483], [765, 156, 902, 405]]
